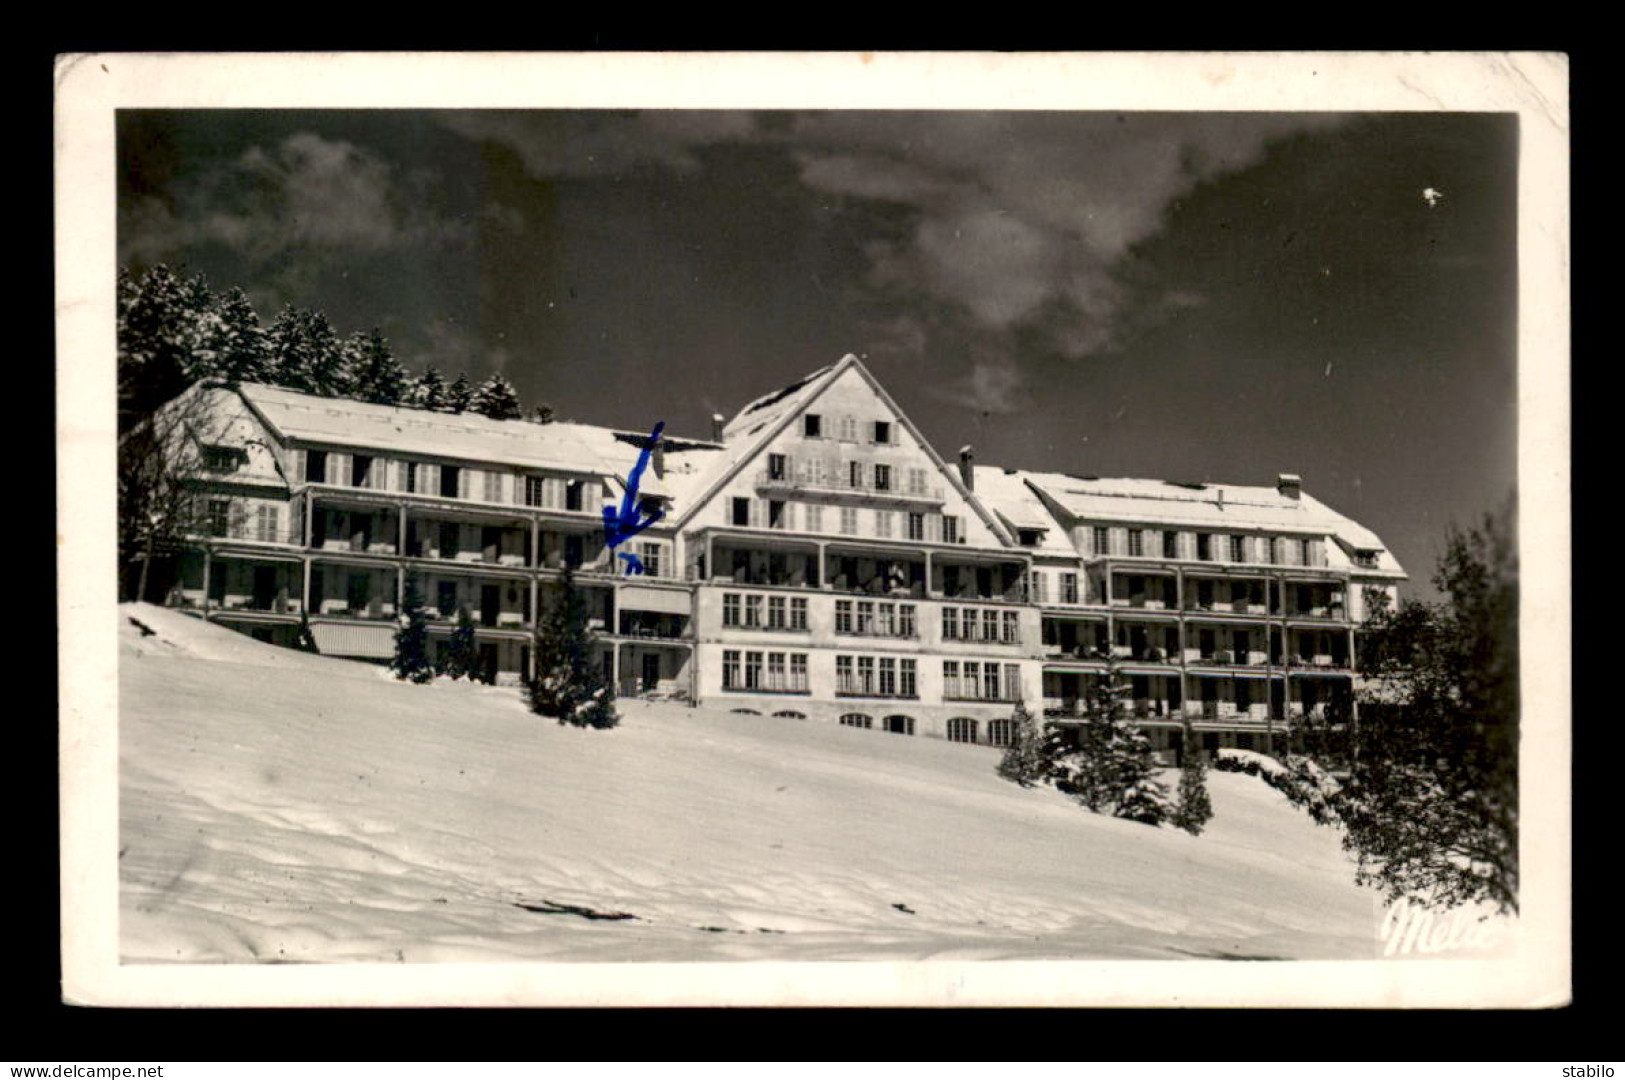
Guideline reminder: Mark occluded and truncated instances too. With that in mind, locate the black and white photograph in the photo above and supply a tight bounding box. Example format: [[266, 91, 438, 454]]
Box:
[[57, 52, 1570, 1007]]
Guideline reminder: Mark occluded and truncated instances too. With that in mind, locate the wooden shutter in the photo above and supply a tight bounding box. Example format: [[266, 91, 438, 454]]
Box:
[[290, 449, 305, 483]]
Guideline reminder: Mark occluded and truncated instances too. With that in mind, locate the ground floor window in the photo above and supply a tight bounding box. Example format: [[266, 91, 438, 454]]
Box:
[[882, 715, 915, 736], [987, 718, 1014, 748], [772, 710, 806, 720], [839, 713, 873, 729], [946, 717, 979, 744]]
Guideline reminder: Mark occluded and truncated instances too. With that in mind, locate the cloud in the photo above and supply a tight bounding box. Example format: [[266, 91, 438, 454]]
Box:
[[120, 132, 469, 270], [440, 111, 755, 177]]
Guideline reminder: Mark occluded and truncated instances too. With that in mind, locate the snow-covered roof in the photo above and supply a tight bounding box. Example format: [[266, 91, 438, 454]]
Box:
[[970, 466, 1075, 556], [1007, 470, 1403, 575]]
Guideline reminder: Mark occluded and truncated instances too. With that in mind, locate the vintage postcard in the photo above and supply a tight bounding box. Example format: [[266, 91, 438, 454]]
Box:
[[56, 51, 1570, 1007]]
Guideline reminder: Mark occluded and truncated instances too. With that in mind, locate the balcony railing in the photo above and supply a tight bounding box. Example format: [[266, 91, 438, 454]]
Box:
[[754, 467, 945, 503]]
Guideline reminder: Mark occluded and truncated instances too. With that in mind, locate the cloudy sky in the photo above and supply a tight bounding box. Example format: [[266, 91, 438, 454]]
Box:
[[118, 109, 1518, 599]]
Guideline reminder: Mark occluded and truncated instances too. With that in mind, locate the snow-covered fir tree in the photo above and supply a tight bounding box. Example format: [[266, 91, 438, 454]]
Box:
[[469, 373, 524, 420], [996, 701, 1049, 788], [294, 610, 321, 655], [346, 328, 409, 406], [443, 606, 480, 681], [268, 306, 347, 396], [1050, 673, 1169, 825], [528, 403, 555, 424], [412, 366, 449, 412], [1171, 722, 1214, 835], [117, 264, 217, 428], [390, 582, 432, 683], [204, 287, 271, 386], [527, 567, 618, 729], [447, 371, 474, 414]]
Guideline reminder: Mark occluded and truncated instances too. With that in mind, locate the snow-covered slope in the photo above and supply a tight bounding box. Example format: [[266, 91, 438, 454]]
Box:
[[119, 604, 1382, 963]]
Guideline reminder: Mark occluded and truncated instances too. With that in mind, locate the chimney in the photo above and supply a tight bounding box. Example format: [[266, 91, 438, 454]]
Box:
[[651, 433, 666, 479], [712, 413, 726, 442], [1277, 473, 1302, 500], [959, 445, 975, 491]]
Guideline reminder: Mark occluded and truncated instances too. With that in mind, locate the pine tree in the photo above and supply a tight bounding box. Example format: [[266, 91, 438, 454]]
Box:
[[347, 328, 409, 406], [268, 306, 346, 395], [390, 582, 433, 683], [1050, 673, 1168, 824], [470, 373, 524, 420], [996, 701, 1049, 787], [1171, 722, 1214, 835], [205, 287, 271, 385], [444, 606, 479, 680], [412, 366, 449, 412], [117, 264, 217, 430], [529, 403, 555, 425], [447, 371, 474, 414], [294, 609, 322, 654], [527, 567, 619, 729]]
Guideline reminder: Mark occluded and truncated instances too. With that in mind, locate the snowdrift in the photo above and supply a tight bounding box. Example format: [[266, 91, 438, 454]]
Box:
[[118, 604, 1382, 962]]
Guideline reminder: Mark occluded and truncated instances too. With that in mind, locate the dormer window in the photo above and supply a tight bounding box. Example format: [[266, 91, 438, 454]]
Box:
[[1353, 549, 1379, 569], [1018, 529, 1043, 547], [201, 445, 240, 472]]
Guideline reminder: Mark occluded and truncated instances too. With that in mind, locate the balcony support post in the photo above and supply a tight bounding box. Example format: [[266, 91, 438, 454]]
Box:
[[201, 548, 212, 621], [302, 554, 312, 617]]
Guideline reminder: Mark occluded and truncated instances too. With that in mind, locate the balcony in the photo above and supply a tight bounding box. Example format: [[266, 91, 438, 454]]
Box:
[[753, 466, 945, 505]]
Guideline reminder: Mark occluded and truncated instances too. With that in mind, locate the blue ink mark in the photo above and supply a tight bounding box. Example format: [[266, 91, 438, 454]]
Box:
[[604, 422, 667, 574]]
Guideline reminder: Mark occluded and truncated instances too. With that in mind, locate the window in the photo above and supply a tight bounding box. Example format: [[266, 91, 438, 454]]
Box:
[[484, 470, 502, 502], [1093, 526, 1109, 555], [768, 453, 787, 480], [987, 718, 1014, 748], [790, 598, 808, 630], [774, 710, 807, 720], [732, 498, 751, 526], [982, 610, 999, 642], [839, 713, 872, 729], [744, 595, 764, 629], [899, 658, 916, 698], [405, 462, 419, 494], [878, 657, 897, 696], [943, 660, 961, 698], [768, 500, 788, 529], [1129, 529, 1145, 557], [305, 450, 327, 483], [1004, 664, 1020, 702], [1235, 679, 1253, 712], [942, 607, 958, 640], [882, 715, 914, 736], [766, 652, 787, 691], [849, 461, 865, 489], [1003, 611, 1020, 644], [789, 654, 808, 692], [744, 651, 763, 690], [202, 445, 238, 472], [856, 656, 875, 694], [873, 464, 891, 492], [347, 572, 370, 614], [942, 516, 960, 544], [255, 504, 280, 543], [205, 498, 230, 537], [873, 420, 892, 445], [905, 512, 925, 541], [565, 480, 585, 512], [1163, 530, 1178, 559], [1267, 536, 1280, 564], [836, 599, 854, 634], [1197, 533, 1213, 561], [1301, 538, 1314, 566], [1229, 535, 1246, 562], [437, 581, 458, 618], [947, 717, 978, 744], [722, 650, 742, 689], [440, 465, 460, 499], [768, 596, 787, 630], [984, 663, 1001, 701], [836, 655, 855, 693], [804, 414, 822, 438], [961, 662, 981, 700], [723, 593, 742, 627], [855, 600, 875, 635], [1061, 572, 1079, 604], [907, 467, 927, 495], [875, 510, 892, 538], [898, 605, 916, 638], [839, 507, 858, 535], [961, 608, 977, 641], [636, 541, 663, 578], [1028, 571, 1047, 604], [804, 503, 823, 532]]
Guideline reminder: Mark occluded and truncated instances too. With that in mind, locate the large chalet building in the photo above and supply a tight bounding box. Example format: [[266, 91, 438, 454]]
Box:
[[153, 354, 1405, 757]]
